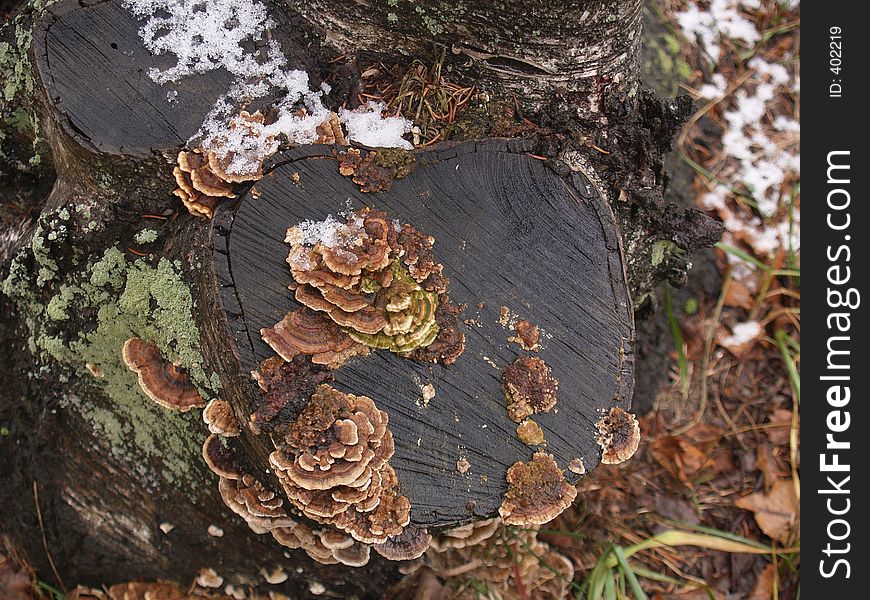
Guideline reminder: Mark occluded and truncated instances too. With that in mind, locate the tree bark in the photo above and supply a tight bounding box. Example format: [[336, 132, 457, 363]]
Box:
[[0, 0, 721, 597], [295, 0, 644, 114]]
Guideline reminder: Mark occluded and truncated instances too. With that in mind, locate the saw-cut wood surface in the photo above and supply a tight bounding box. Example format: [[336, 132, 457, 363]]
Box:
[[214, 140, 634, 528]]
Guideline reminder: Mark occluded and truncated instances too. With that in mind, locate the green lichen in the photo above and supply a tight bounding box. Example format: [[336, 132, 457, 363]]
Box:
[[0, 17, 43, 164], [134, 228, 159, 244], [2, 215, 212, 487], [0, 25, 34, 104]]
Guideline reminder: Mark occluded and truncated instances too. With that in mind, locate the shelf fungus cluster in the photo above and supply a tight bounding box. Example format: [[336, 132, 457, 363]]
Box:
[[173, 111, 349, 218], [173, 144, 255, 219], [122, 338, 205, 411], [268, 384, 430, 560], [399, 518, 574, 600], [192, 383, 431, 567], [263, 206, 464, 364], [595, 407, 641, 465], [223, 209, 471, 566]]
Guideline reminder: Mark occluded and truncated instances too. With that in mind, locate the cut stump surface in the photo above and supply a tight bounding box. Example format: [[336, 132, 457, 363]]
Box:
[[214, 141, 635, 528]]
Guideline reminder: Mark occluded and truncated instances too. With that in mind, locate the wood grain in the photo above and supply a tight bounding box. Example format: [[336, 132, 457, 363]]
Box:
[[215, 141, 634, 528], [34, 0, 309, 156]]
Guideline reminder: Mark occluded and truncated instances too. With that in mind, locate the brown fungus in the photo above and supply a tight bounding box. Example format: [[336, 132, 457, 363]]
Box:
[[403, 296, 466, 365], [195, 568, 223, 589], [270, 385, 391, 491], [272, 523, 339, 565], [218, 476, 296, 534], [283, 207, 463, 361], [498, 452, 577, 526], [261, 308, 368, 368], [509, 319, 541, 351], [429, 518, 500, 552], [516, 419, 545, 446], [502, 356, 558, 423], [416, 520, 575, 598], [173, 112, 270, 218], [202, 434, 242, 480], [202, 399, 240, 437], [269, 384, 411, 545], [335, 148, 393, 193], [122, 338, 205, 411], [315, 113, 347, 145], [331, 541, 372, 567], [567, 458, 587, 475], [173, 149, 234, 219], [204, 110, 272, 183], [373, 525, 432, 561], [595, 407, 641, 465], [250, 355, 333, 435]]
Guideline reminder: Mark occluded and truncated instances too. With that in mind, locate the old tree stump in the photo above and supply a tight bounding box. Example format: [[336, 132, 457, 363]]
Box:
[[0, 0, 721, 597]]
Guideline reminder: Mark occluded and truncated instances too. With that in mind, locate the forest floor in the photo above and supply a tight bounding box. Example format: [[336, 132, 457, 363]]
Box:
[[542, 1, 801, 598], [1, 0, 800, 599]]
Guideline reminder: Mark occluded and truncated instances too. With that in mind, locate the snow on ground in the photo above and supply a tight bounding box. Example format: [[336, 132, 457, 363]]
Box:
[[340, 102, 413, 150], [676, 0, 800, 276], [123, 0, 414, 175]]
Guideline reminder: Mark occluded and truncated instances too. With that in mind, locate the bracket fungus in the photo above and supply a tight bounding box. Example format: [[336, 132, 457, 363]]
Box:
[[502, 357, 558, 423], [173, 149, 236, 219], [261, 308, 369, 369], [121, 338, 205, 411], [498, 452, 577, 526], [218, 475, 297, 534], [202, 434, 243, 480], [203, 399, 240, 437], [595, 407, 641, 465], [271, 522, 371, 566], [275, 207, 463, 364], [428, 518, 500, 552], [373, 524, 432, 561], [268, 384, 412, 545], [314, 113, 347, 145]]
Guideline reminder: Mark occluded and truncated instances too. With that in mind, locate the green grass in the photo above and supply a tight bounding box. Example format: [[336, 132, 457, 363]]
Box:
[[774, 330, 800, 405], [515, 523, 800, 600], [663, 284, 690, 400]]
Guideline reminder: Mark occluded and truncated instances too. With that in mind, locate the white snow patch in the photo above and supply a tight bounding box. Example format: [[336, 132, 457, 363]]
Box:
[[676, 0, 760, 62], [290, 212, 365, 251], [721, 321, 762, 347], [339, 101, 413, 150], [123, 0, 414, 175]]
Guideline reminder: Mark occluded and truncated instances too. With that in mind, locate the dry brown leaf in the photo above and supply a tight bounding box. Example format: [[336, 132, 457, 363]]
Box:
[[735, 479, 799, 544], [724, 280, 755, 310], [756, 443, 786, 490], [746, 563, 776, 600], [765, 407, 795, 447], [0, 556, 34, 600], [650, 435, 714, 484]]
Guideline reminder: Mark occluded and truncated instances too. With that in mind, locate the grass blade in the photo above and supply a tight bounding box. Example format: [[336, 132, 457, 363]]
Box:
[[613, 546, 648, 600]]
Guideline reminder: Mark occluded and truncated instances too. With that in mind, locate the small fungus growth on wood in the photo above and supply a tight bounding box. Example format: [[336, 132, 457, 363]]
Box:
[[595, 407, 641, 464], [498, 452, 577, 526], [508, 319, 541, 351], [516, 419, 545, 446], [502, 356, 558, 422]]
